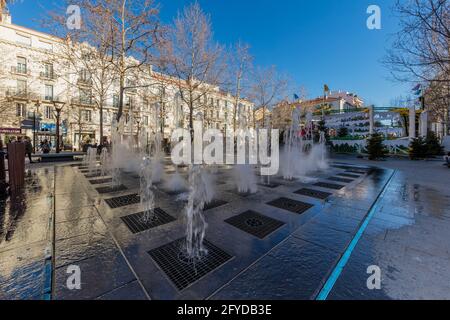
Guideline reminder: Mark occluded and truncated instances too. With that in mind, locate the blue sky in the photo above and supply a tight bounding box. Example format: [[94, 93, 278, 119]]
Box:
[[7, 0, 412, 107]]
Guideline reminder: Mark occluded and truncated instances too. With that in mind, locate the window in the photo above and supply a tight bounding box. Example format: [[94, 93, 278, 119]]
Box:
[[17, 80, 27, 95], [45, 85, 53, 101], [79, 69, 91, 83], [113, 95, 119, 108], [126, 96, 134, 109], [103, 111, 108, 123], [80, 89, 91, 104], [44, 106, 53, 119], [143, 116, 149, 126], [16, 103, 26, 117], [17, 57, 27, 74], [43, 63, 53, 78], [82, 110, 92, 122]]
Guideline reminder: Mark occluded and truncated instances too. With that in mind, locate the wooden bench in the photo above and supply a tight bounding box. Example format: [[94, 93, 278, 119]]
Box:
[[32, 152, 86, 163]]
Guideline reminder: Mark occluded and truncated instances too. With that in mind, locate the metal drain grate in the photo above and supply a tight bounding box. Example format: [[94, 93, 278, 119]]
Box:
[[105, 193, 140, 208], [225, 210, 284, 239], [337, 173, 360, 179], [96, 184, 128, 194], [314, 182, 345, 190], [294, 188, 332, 200], [89, 178, 112, 185], [204, 199, 228, 211], [258, 182, 282, 189], [327, 177, 354, 183], [148, 238, 232, 291], [346, 169, 368, 175], [121, 208, 176, 234], [267, 197, 313, 214], [228, 189, 256, 197], [85, 172, 103, 178], [163, 189, 188, 196]]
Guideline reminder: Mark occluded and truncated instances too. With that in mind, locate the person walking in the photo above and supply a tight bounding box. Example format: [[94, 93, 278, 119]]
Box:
[[25, 137, 33, 163]]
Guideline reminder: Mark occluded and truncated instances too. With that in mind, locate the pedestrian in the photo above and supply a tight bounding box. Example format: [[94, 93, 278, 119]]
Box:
[[24, 137, 33, 163]]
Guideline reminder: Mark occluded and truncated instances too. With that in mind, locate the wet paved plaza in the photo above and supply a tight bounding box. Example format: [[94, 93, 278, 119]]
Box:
[[1, 156, 450, 300]]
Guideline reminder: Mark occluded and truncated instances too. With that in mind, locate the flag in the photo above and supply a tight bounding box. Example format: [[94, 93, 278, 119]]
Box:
[[293, 94, 299, 100], [412, 84, 421, 91], [414, 89, 422, 96], [324, 84, 330, 94]]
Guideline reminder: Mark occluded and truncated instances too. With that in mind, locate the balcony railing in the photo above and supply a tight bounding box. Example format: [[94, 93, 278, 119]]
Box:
[[11, 66, 30, 75], [41, 95, 64, 103], [5, 89, 38, 100], [40, 71, 57, 80], [71, 97, 94, 106], [77, 77, 93, 86]]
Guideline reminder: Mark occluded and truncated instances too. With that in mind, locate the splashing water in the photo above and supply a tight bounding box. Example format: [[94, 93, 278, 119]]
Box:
[[183, 165, 214, 260], [86, 147, 97, 174], [100, 148, 110, 177], [111, 118, 124, 188], [140, 156, 155, 223]]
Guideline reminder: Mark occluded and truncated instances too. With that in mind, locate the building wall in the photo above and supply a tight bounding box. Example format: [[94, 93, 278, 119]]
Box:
[[0, 13, 254, 149]]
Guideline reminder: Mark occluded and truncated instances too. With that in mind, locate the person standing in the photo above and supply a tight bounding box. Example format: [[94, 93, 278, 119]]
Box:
[[25, 137, 33, 163]]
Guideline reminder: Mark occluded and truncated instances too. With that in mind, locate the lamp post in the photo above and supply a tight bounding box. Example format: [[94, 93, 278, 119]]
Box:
[[53, 101, 65, 153], [33, 101, 41, 154]]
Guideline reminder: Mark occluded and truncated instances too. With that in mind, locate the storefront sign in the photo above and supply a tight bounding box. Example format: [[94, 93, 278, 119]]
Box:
[[0, 128, 21, 134]]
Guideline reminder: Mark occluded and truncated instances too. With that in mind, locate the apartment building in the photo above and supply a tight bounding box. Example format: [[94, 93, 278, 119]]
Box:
[[0, 12, 254, 150]]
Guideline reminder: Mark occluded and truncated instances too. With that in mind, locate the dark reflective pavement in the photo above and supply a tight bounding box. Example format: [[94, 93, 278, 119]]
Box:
[[2, 157, 450, 300]]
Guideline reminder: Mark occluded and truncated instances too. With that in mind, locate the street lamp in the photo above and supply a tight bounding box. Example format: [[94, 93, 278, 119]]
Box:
[[53, 101, 65, 154], [33, 101, 41, 154]]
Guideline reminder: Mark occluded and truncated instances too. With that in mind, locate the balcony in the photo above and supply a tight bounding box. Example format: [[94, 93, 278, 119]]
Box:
[[40, 72, 57, 80], [71, 97, 94, 106], [41, 95, 64, 103], [5, 89, 38, 101], [77, 77, 93, 86], [11, 66, 30, 76]]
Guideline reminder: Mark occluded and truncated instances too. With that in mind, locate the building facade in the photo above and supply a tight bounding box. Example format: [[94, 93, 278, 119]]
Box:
[[0, 13, 254, 150]]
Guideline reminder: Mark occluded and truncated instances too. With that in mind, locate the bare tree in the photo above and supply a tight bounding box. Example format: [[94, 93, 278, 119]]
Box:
[[165, 1, 226, 131], [250, 65, 288, 128], [46, 0, 118, 141], [104, 0, 162, 122], [228, 42, 253, 134], [384, 0, 449, 83]]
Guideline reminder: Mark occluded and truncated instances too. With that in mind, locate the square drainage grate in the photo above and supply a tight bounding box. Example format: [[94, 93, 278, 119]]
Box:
[[85, 172, 103, 178], [89, 178, 112, 185], [314, 182, 345, 190], [204, 199, 228, 211], [258, 182, 282, 189], [121, 208, 176, 234], [105, 193, 140, 208], [228, 189, 257, 198], [163, 189, 189, 196], [337, 173, 360, 179], [327, 177, 354, 183], [225, 210, 284, 239], [267, 197, 313, 214], [96, 184, 128, 194], [294, 188, 332, 200], [148, 238, 232, 291], [346, 169, 368, 175]]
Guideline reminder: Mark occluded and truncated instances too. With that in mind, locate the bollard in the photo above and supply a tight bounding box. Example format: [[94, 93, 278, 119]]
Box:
[[7, 142, 25, 191]]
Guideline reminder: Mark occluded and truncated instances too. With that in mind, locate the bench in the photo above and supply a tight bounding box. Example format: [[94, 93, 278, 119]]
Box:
[[32, 152, 86, 163]]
